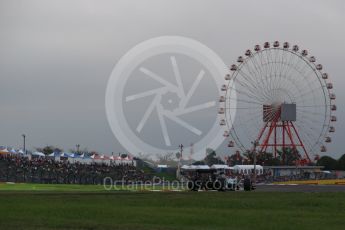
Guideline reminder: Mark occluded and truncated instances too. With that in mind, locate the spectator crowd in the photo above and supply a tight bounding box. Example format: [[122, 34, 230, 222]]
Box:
[[0, 154, 150, 184]]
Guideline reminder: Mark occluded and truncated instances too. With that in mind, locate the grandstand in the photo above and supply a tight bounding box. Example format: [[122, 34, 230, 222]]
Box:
[[0, 152, 150, 184]]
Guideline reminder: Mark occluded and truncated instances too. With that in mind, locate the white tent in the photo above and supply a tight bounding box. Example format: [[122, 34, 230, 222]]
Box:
[[181, 165, 190, 169], [157, 164, 168, 168], [18, 149, 25, 154], [211, 164, 233, 170], [181, 165, 210, 170], [32, 152, 45, 157], [181, 165, 197, 170], [233, 165, 263, 175], [196, 165, 210, 170]]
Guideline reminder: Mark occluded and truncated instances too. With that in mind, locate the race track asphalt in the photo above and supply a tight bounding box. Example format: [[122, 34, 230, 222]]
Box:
[[257, 184, 345, 192]]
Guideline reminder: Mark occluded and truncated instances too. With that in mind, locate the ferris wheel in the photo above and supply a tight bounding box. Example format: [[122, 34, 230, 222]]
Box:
[[219, 41, 336, 162]]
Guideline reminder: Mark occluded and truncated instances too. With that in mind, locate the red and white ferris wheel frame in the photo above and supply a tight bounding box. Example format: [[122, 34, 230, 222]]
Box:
[[219, 41, 336, 162]]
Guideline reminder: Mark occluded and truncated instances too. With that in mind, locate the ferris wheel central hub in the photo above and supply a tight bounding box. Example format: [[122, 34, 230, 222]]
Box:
[[263, 103, 296, 122], [271, 102, 282, 108]]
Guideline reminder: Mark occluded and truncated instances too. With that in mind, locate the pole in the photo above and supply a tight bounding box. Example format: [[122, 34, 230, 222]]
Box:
[[274, 122, 277, 157], [282, 121, 285, 162], [177, 144, 184, 180], [252, 140, 258, 189], [22, 134, 26, 154], [179, 144, 183, 160], [189, 143, 193, 165]]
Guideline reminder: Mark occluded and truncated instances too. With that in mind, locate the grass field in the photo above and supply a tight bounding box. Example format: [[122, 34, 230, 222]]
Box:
[[0, 183, 107, 192], [0, 184, 344, 230], [0, 183, 174, 192]]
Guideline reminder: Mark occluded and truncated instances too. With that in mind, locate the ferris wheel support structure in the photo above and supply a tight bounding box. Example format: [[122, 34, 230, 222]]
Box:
[[255, 119, 310, 162]]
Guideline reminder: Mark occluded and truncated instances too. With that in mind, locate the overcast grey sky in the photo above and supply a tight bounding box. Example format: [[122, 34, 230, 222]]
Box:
[[0, 0, 344, 158]]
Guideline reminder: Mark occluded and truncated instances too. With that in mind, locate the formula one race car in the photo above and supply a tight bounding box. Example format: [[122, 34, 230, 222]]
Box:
[[183, 168, 246, 191]]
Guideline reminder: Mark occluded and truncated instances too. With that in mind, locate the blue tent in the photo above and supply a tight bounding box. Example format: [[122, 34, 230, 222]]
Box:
[[9, 148, 17, 154], [68, 153, 81, 158], [47, 151, 60, 157], [60, 152, 70, 158]]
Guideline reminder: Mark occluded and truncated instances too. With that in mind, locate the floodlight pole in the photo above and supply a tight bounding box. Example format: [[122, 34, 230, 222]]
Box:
[[179, 144, 184, 160], [22, 134, 26, 154]]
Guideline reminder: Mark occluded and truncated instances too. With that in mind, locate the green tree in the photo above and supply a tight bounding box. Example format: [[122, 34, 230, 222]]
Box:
[[227, 152, 243, 166], [204, 148, 224, 166], [317, 156, 337, 170], [243, 151, 280, 166], [336, 154, 345, 170], [257, 152, 281, 166], [277, 148, 301, 165], [192, 160, 206, 165], [36, 146, 62, 155]]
